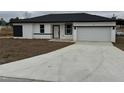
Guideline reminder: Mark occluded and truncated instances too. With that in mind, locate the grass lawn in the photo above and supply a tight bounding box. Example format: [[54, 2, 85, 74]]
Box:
[[113, 35, 124, 51], [0, 39, 73, 64]]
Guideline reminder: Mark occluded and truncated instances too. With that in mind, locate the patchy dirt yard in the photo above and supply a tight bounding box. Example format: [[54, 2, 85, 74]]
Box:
[[0, 26, 13, 37], [113, 36, 124, 51], [0, 39, 73, 64]]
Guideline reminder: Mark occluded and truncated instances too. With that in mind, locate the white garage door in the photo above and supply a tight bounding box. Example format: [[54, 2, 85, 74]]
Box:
[[77, 27, 111, 41]]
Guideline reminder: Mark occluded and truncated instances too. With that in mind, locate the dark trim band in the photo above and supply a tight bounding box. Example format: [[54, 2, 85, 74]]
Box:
[[34, 33, 52, 35]]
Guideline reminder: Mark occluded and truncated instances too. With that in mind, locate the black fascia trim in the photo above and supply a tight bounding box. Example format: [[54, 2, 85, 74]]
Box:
[[10, 20, 115, 23]]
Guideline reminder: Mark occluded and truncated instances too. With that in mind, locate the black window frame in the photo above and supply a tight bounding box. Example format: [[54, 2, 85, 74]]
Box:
[[40, 25, 44, 33], [65, 24, 72, 35]]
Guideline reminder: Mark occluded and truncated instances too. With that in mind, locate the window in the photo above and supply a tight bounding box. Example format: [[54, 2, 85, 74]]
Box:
[[65, 24, 72, 35], [40, 25, 44, 33]]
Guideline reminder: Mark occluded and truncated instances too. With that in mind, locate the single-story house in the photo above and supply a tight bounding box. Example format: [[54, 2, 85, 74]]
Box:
[[10, 13, 116, 42]]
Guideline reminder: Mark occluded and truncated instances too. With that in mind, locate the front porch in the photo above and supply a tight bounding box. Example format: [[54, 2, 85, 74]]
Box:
[[51, 23, 74, 41]]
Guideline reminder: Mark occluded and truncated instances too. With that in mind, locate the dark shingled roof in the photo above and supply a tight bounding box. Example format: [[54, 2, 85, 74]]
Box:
[[116, 19, 124, 25], [10, 13, 115, 23]]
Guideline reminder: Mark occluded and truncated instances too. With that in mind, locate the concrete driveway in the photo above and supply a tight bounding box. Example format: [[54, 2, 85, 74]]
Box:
[[0, 42, 124, 82]]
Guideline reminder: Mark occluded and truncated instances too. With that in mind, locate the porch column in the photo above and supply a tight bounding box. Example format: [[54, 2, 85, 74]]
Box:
[[73, 26, 77, 42]]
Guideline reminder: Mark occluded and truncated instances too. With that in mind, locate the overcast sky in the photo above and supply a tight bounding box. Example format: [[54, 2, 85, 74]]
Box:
[[0, 11, 124, 22]]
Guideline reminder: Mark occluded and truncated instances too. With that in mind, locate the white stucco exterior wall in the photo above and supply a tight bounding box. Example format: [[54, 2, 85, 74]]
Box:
[[33, 23, 52, 39], [111, 27, 116, 42], [13, 23, 33, 39], [23, 24, 33, 39], [32, 24, 40, 33], [73, 27, 77, 41], [33, 34, 52, 39], [73, 22, 116, 26], [45, 24, 51, 33], [13, 23, 53, 39]]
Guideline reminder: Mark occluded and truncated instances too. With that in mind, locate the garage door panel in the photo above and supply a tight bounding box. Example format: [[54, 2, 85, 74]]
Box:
[[77, 27, 111, 41]]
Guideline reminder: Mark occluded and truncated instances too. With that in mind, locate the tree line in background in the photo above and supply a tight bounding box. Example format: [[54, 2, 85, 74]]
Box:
[[0, 18, 7, 26]]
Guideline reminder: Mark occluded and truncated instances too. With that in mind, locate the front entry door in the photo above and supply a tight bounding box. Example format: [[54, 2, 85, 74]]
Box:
[[53, 25, 60, 39]]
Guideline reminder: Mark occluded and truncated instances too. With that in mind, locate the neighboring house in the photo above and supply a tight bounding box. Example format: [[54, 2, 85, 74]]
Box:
[[115, 19, 124, 36], [10, 13, 116, 42], [116, 19, 124, 32]]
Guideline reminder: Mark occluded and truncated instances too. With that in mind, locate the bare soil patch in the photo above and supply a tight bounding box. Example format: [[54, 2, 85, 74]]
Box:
[[0, 26, 13, 37], [113, 35, 124, 51], [0, 39, 73, 64]]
